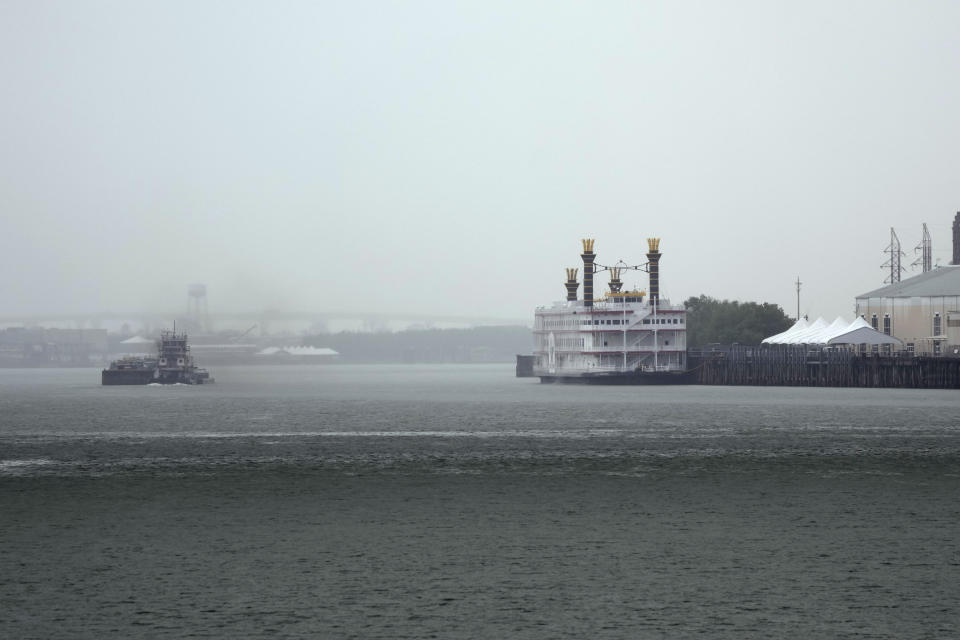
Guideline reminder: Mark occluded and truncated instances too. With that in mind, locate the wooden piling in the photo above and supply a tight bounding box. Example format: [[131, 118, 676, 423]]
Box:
[[689, 346, 960, 389]]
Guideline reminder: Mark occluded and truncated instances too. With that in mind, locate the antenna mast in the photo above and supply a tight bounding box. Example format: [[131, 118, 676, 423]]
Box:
[[882, 228, 905, 284], [912, 223, 932, 273]]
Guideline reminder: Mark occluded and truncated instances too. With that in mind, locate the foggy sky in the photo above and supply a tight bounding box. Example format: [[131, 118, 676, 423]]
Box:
[[3, 1, 959, 323]]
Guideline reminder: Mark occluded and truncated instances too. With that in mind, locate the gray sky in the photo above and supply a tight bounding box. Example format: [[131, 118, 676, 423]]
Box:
[[3, 0, 959, 323]]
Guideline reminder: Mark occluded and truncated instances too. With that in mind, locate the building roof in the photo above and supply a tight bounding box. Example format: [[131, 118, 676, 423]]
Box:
[[857, 265, 960, 298]]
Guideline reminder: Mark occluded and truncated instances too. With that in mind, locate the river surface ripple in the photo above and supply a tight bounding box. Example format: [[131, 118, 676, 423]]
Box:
[[2, 364, 958, 638]]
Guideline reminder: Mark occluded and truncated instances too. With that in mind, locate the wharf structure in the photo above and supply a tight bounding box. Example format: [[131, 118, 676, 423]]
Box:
[[689, 345, 960, 389], [681, 303, 960, 388], [532, 238, 688, 383], [522, 214, 960, 388], [522, 335, 960, 389], [674, 310, 960, 389]]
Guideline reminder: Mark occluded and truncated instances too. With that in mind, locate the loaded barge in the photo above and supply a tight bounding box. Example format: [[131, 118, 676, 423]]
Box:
[[102, 330, 213, 385]]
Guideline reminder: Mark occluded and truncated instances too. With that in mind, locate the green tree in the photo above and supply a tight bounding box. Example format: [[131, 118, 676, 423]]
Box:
[[684, 295, 793, 347]]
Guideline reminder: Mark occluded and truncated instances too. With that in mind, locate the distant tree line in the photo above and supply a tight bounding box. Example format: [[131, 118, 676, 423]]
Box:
[[302, 325, 532, 364], [683, 295, 792, 347], [299, 298, 791, 363]]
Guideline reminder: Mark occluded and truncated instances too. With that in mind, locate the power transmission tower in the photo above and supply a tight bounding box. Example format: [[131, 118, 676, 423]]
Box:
[[911, 223, 932, 272], [882, 228, 905, 284]]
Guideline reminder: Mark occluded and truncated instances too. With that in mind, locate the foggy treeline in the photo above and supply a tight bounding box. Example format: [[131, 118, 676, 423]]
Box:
[[303, 326, 531, 364], [684, 295, 793, 348], [299, 295, 796, 365]]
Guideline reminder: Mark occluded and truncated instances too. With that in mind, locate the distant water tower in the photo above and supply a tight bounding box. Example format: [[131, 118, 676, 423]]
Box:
[[187, 284, 210, 333]]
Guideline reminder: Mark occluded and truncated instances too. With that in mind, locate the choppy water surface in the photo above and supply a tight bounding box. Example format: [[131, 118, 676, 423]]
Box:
[[2, 364, 959, 638]]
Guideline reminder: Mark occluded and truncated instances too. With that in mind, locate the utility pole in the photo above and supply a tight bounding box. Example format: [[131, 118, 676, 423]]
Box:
[[795, 276, 802, 320]]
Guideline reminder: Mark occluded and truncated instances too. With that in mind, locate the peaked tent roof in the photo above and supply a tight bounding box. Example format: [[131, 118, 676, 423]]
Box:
[[782, 317, 828, 344], [857, 265, 960, 298], [811, 317, 851, 344], [774, 317, 854, 345], [120, 335, 154, 344], [845, 316, 872, 331], [761, 318, 809, 344], [766, 317, 821, 344], [827, 324, 903, 346], [762, 315, 904, 346]]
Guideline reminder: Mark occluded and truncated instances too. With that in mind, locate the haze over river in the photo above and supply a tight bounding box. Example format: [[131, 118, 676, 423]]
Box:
[[2, 365, 958, 638]]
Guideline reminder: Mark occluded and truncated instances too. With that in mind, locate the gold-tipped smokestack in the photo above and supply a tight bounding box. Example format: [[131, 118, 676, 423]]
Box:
[[646, 237, 661, 306], [581, 239, 596, 308], [564, 268, 579, 301], [608, 267, 623, 294]]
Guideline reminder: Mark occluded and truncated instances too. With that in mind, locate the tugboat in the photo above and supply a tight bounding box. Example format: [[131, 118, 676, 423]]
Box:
[[102, 329, 214, 385]]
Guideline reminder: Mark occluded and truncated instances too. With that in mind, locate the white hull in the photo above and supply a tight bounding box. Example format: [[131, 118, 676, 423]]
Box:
[[533, 298, 686, 378]]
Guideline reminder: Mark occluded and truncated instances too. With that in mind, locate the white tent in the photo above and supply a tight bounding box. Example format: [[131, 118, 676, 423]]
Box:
[[778, 317, 827, 344], [761, 317, 809, 344], [827, 317, 903, 346], [762, 316, 904, 346], [281, 346, 338, 356], [256, 346, 339, 357], [808, 316, 850, 344]]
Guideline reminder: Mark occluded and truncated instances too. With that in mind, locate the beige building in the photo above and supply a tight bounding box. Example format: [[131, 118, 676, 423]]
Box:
[[855, 266, 960, 355]]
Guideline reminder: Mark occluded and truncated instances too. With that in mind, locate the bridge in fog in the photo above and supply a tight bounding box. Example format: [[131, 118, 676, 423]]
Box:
[[0, 309, 529, 333]]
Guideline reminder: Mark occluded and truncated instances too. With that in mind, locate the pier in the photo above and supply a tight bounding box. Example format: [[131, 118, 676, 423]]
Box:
[[690, 345, 960, 389], [520, 346, 960, 388]]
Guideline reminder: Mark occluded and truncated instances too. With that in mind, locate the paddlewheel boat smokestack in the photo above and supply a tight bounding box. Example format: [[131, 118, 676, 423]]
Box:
[[608, 267, 623, 294], [564, 268, 579, 302], [646, 238, 661, 306], [581, 239, 595, 308]]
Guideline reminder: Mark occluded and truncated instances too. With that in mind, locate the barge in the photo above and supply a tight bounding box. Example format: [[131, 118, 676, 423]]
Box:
[[102, 329, 213, 385]]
